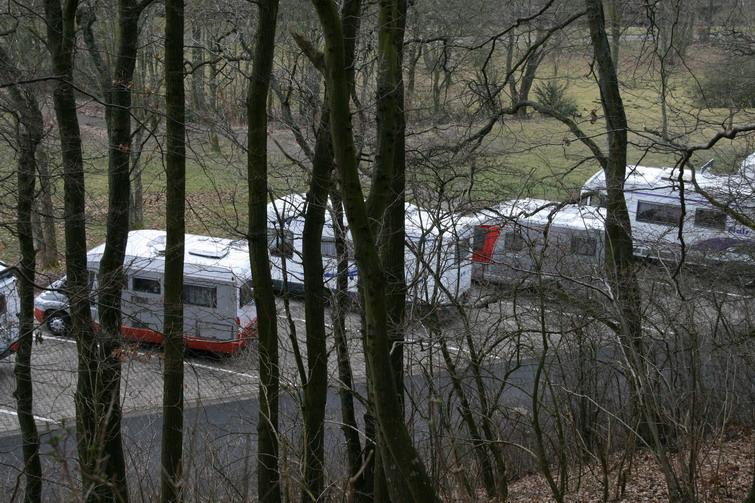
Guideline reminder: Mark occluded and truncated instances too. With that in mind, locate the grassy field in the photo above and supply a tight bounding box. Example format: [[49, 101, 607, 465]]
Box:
[[0, 38, 752, 268]]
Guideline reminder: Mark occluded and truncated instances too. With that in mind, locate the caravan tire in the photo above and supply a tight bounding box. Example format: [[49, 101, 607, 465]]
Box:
[[46, 311, 69, 337]]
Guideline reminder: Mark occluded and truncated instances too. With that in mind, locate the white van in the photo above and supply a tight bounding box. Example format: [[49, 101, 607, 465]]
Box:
[[34, 230, 257, 354], [0, 261, 20, 359], [265, 193, 473, 305]]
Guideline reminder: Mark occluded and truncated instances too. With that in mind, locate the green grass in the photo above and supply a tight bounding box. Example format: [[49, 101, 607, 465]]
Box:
[[0, 40, 753, 269], [406, 42, 754, 206]]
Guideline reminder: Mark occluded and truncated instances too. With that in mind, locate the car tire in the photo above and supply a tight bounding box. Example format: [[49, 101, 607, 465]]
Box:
[[46, 311, 69, 337]]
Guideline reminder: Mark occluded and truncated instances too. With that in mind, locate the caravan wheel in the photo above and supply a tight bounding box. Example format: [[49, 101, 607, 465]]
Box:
[[46, 311, 69, 337]]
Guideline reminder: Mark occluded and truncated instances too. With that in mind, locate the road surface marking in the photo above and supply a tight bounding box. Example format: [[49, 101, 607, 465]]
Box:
[[185, 362, 256, 380], [0, 408, 60, 425], [40, 332, 255, 380], [41, 334, 76, 344]]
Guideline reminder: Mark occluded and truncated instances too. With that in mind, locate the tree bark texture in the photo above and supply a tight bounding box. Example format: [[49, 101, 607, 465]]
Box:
[[300, 106, 332, 503], [2, 52, 45, 501], [310, 1, 439, 500], [34, 149, 58, 268], [43, 1, 102, 499], [584, 1, 689, 501], [246, 1, 281, 502], [368, 0, 410, 499], [329, 189, 368, 501], [95, 2, 151, 500], [160, 0, 186, 500]]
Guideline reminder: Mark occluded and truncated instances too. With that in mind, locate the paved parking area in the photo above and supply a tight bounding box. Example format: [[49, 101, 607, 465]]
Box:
[[0, 333, 260, 435], [6, 281, 738, 438], [0, 297, 388, 436]]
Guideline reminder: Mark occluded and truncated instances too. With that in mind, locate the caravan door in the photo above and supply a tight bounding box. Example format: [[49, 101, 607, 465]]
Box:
[[183, 282, 236, 343], [123, 274, 164, 341]]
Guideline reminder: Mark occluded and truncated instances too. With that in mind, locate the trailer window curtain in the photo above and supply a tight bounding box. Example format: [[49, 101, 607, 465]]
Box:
[[184, 284, 217, 308], [321, 237, 338, 258], [267, 228, 294, 259], [694, 208, 726, 230], [636, 200, 682, 226], [321, 237, 354, 259], [133, 277, 161, 294]]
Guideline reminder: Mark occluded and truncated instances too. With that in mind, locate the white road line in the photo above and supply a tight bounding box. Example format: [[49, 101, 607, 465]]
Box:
[[40, 334, 76, 344], [708, 290, 750, 299], [40, 332, 255, 380], [185, 362, 256, 380], [0, 408, 60, 425]]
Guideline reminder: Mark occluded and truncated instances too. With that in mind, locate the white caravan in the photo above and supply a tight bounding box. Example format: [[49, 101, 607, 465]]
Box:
[[265, 194, 473, 305], [581, 158, 755, 264], [462, 199, 606, 286], [0, 262, 20, 359], [34, 230, 257, 354]]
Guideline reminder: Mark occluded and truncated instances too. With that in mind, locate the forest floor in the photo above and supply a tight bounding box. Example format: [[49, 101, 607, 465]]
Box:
[[501, 427, 753, 503]]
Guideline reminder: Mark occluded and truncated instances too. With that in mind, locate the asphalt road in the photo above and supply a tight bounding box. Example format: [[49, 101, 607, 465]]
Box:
[[0, 353, 542, 501], [0, 281, 750, 500]]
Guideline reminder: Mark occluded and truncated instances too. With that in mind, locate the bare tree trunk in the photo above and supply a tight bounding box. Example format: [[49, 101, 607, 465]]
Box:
[[2, 51, 45, 501], [207, 31, 221, 153], [15, 133, 43, 503], [368, 0, 410, 498], [95, 1, 153, 500], [606, 0, 621, 67], [31, 200, 46, 265], [329, 190, 367, 501], [584, 1, 690, 501], [300, 106, 332, 502], [35, 149, 58, 268], [247, 1, 281, 502], [310, 1, 439, 500], [507, 33, 518, 108], [129, 125, 145, 229], [43, 1, 101, 498], [160, 0, 186, 500], [191, 21, 206, 117], [516, 48, 544, 118]]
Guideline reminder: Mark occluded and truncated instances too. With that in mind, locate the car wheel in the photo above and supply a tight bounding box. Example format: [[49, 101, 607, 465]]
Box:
[[46, 311, 69, 337]]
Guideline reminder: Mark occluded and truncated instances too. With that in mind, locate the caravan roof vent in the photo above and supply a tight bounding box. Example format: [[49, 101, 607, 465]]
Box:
[[149, 235, 167, 255], [188, 238, 229, 260]]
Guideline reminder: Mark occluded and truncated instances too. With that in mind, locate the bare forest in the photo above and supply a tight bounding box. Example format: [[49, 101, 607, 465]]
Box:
[[0, 0, 753, 502]]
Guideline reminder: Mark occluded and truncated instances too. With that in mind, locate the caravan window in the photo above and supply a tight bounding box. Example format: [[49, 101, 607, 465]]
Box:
[[321, 237, 354, 259], [133, 277, 161, 295], [0, 294, 6, 315], [636, 200, 681, 226], [694, 208, 726, 230], [184, 284, 217, 308], [570, 235, 597, 256], [239, 280, 254, 308], [268, 228, 294, 259], [504, 229, 526, 252], [321, 237, 338, 258]]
